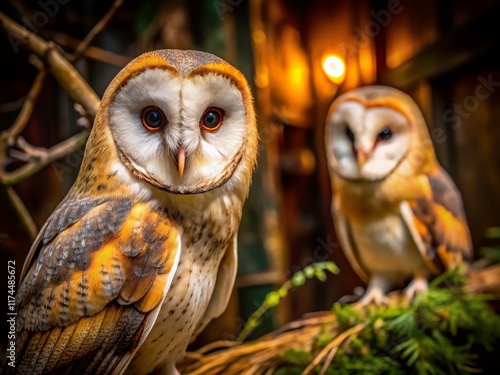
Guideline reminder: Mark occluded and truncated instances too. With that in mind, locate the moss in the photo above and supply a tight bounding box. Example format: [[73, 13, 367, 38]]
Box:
[[276, 267, 500, 374]]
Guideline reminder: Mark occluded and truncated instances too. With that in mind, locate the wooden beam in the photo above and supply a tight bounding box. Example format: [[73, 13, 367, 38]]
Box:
[[379, 4, 500, 88]]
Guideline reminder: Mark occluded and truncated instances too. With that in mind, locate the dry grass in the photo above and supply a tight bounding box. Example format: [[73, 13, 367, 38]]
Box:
[[179, 263, 500, 375]]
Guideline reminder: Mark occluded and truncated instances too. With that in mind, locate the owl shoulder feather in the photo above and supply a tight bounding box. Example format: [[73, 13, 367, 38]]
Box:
[[408, 168, 473, 272], [16, 196, 181, 374]]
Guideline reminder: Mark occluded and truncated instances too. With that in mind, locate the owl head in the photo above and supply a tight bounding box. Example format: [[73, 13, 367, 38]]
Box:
[[324, 85, 436, 182], [85, 49, 258, 197]]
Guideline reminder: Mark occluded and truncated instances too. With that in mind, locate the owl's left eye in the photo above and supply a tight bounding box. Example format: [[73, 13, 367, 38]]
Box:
[[200, 107, 224, 132], [377, 127, 392, 141], [141, 106, 166, 131]]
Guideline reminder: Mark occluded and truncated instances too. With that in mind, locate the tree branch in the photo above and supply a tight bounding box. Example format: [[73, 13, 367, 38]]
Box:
[[0, 8, 126, 247], [4, 70, 46, 146], [2, 186, 38, 241], [0, 130, 89, 186], [0, 12, 100, 119], [0, 96, 25, 114], [43, 30, 132, 68], [70, 0, 124, 61]]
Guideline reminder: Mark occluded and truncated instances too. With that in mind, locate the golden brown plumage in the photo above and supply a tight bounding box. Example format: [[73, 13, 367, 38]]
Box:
[[12, 49, 258, 374], [16, 200, 179, 373], [325, 85, 472, 305]]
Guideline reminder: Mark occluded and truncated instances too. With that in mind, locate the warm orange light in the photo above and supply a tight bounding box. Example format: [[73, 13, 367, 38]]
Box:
[[322, 54, 345, 83]]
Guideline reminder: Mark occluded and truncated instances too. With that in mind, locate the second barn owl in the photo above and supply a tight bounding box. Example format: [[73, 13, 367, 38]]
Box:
[[324, 85, 472, 305]]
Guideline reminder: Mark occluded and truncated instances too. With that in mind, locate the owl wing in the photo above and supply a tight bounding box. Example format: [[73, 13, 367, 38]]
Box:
[[331, 195, 370, 283], [15, 197, 181, 375], [400, 168, 473, 274], [191, 235, 238, 340]]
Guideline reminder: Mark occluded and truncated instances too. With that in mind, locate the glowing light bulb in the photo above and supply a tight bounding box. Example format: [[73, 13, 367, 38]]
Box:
[[322, 55, 345, 83]]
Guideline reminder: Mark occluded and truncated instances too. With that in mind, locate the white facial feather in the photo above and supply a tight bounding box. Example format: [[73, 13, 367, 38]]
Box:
[[110, 68, 181, 168], [326, 100, 410, 181], [328, 101, 363, 177], [180, 73, 247, 179], [109, 69, 247, 193]]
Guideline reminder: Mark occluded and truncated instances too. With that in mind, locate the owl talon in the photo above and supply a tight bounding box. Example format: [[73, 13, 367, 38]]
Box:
[[403, 278, 428, 303], [355, 288, 390, 307]]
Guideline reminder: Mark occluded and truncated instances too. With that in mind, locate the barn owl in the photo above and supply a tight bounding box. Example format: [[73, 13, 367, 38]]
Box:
[[324, 85, 472, 305], [13, 49, 258, 374]]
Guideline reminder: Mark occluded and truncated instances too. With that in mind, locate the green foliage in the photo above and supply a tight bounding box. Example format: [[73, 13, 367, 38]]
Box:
[[276, 267, 500, 374], [480, 226, 500, 263], [237, 261, 339, 342]]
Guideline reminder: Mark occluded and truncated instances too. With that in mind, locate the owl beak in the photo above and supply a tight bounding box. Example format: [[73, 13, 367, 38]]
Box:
[[177, 146, 186, 178], [356, 148, 369, 169]]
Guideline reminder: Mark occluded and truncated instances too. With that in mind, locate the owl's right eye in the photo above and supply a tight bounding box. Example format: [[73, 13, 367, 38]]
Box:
[[141, 106, 167, 131], [200, 107, 224, 132], [345, 126, 355, 142]]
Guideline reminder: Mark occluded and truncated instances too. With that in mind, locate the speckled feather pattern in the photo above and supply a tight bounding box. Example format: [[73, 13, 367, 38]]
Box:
[[127, 194, 242, 374], [15, 200, 180, 374]]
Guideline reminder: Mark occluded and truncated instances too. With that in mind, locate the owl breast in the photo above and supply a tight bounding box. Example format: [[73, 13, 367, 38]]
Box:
[[349, 209, 428, 284], [125, 194, 240, 375]]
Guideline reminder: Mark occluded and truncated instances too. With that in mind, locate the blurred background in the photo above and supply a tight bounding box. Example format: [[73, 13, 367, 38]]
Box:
[[1, 0, 500, 349]]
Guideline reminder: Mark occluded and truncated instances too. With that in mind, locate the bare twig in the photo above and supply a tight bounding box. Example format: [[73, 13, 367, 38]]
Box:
[[43, 30, 132, 68], [196, 340, 240, 355], [8, 149, 35, 163], [70, 0, 124, 61], [302, 323, 365, 375], [0, 96, 25, 114], [2, 186, 37, 241], [16, 136, 50, 158], [0, 12, 100, 188], [4, 70, 46, 145], [0, 12, 100, 119], [0, 131, 89, 186], [0, 6, 131, 254], [180, 313, 336, 375]]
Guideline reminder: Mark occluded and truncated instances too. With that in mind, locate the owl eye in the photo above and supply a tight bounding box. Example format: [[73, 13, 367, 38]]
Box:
[[377, 127, 392, 141], [200, 107, 224, 132], [141, 106, 166, 131], [345, 126, 355, 142]]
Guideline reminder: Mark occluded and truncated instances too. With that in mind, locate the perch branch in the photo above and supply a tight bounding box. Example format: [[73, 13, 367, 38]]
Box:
[[0, 12, 100, 119], [2, 186, 37, 241], [0, 131, 89, 186], [179, 264, 500, 375], [467, 263, 500, 295], [180, 313, 336, 375], [70, 0, 124, 61]]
